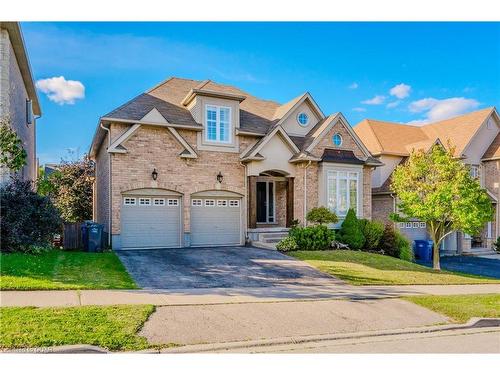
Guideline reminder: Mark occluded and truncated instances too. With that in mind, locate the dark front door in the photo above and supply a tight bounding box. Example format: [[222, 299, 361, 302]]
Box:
[[256, 181, 275, 224]]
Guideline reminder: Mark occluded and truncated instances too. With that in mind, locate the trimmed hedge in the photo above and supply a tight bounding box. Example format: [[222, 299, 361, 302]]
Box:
[[289, 225, 335, 251]]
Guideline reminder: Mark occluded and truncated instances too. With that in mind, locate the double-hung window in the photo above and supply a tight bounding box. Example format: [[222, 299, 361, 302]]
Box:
[[205, 105, 231, 143], [327, 171, 359, 217]]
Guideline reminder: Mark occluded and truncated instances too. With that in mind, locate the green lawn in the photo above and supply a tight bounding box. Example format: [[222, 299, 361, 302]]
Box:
[[405, 294, 500, 323], [0, 305, 156, 351], [289, 250, 500, 285], [0, 250, 137, 290]]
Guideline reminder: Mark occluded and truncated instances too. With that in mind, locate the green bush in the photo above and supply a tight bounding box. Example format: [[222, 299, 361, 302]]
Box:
[[359, 219, 384, 250], [289, 225, 335, 250], [338, 208, 365, 249], [276, 236, 298, 252], [306, 207, 338, 225], [494, 237, 500, 253], [396, 232, 414, 261], [380, 224, 400, 258], [1, 178, 62, 252]]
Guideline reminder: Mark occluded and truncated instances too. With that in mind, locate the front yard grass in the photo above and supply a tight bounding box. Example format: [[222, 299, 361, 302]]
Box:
[[0, 250, 137, 290], [289, 250, 500, 285], [0, 305, 155, 351], [404, 294, 500, 323]]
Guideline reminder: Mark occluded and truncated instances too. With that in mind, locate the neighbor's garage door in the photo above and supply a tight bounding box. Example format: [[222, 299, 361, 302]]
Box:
[[190, 197, 241, 246], [121, 195, 181, 249], [398, 221, 428, 243]]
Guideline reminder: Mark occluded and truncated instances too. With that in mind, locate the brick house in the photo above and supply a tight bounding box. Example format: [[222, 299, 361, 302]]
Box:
[[354, 107, 500, 255], [90, 77, 382, 250], [0, 22, 41, 184]]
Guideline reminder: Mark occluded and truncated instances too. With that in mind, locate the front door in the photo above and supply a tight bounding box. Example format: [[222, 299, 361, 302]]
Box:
[[256, 181, 275, 224]]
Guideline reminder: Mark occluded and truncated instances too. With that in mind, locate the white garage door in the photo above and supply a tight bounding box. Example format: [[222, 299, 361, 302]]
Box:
[[121, 195, 181, 249], [190, 197, 242, 246], [398, 221, 429, 243]]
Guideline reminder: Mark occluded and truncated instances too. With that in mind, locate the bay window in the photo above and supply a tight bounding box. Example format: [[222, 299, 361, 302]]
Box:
[[205, 105, 231, 143], [327, 170, 359, 217]]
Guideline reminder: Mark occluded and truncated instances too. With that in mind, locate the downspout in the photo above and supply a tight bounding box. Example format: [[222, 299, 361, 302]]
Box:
[[239, 161, 248, 244], [100, 122, 112, 247], [304, 160, 312, 225], [390, 193, 396, 229]]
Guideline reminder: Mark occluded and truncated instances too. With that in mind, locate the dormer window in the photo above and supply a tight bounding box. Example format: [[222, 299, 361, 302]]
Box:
[[205, 105, 231, 143], [297, 112, 309, 126]]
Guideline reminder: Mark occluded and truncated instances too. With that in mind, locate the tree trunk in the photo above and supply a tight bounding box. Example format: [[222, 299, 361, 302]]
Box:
[[433, 242, 441, 270]]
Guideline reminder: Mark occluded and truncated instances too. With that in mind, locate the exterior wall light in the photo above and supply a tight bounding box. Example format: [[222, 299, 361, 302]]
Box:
[[152, 168, 158, 181], [216, 171, 224, 184]]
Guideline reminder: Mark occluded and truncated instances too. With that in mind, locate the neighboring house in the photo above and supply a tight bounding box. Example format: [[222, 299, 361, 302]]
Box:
[[0, 22, 41, 184], [90, 77, 382, 250], [43, 163, 60, 176], [354, 107, 500, 254]]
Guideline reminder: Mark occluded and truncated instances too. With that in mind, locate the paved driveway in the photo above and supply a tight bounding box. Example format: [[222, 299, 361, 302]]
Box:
[[418, 256, 500, 279], [117, 246, 342, 290]]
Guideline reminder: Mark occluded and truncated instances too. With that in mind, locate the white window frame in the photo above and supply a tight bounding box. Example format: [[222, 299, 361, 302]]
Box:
[[332, 133, 343, 147], [204, 199, 215, 207], [469, 165, 480, 179], [405, 222, 412, 228], [412, 222, 419, 228], [167, 199, 179, 207], [297, 112, 309, 126], [139, 197, 151, 206], [326, 170, 359, 218], [205, 105, 232, 144], [153, 198, 165, 206], [419, 222, 426, 228], [217, 199, 228, 207], [229, 200, 240, 207], [191, 199, 202, 207], [123, 197, 136, 206]]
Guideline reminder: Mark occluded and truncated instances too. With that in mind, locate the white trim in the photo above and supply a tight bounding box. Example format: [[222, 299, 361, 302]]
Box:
[[139, 197, 151, 206], [326, 169, 359, 218], [191, 199, 202, 207], [276, 92, 325, 125], [217, 199, 228, 207], [167, 126, 198, 158], [153, 198, 165, 206], [297, 112, 310, 126], [229, 199, 240, 207], [333, 133, 343, 146], [123, 197, 136, 206], [204, 104, 232, 144], [243, 125, 300, 160], [167, 198, 179, 206], [204, 199, 215, 207], [108, 124, 141, 153]]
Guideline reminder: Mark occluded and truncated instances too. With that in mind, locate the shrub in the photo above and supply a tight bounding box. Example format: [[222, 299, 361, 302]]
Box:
[[289, 225, 335, 250], [380, 224, 400, 258], [396, 232, 414, 261], [306, 207, 338, 225], [494, 237, 500, 253], [0, 178, 62, 252], [338, 208, 364, 249], [359, 219, 384, 250], [276, 236, 298, 252]]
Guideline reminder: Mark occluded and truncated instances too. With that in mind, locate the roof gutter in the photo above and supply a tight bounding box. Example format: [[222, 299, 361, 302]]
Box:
[[100, 117, 203, 131]]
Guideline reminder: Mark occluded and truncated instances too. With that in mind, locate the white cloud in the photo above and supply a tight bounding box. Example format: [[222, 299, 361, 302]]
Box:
[[406, 119, 429, 126], [36, 76, 85, 105], [362, 95, 386, 105], [389, 83, 411, 99], [352, 107, 366, 112], [408, 97, 479, 123], [348, 82, 359, 89], [386, 101, 401, 109]]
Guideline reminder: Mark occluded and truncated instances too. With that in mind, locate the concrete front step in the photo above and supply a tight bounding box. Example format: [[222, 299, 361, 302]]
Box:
[[251, 241, 278, 250]]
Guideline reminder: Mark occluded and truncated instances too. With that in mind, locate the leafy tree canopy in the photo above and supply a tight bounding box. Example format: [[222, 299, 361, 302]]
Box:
[[0, 117, 27, 172]]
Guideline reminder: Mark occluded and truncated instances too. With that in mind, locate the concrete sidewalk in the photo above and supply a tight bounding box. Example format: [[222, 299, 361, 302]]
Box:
[[1, 284, 499, 307]]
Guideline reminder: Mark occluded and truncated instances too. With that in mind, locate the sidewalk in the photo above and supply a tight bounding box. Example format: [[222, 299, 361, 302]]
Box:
[[1, 284, 499, 307]]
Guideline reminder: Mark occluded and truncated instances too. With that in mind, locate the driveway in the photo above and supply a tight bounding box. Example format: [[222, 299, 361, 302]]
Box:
[[418, 256, 500, 279], [116, 246, 342, 290]]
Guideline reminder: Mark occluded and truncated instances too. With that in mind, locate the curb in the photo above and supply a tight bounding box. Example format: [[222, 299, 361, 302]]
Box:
[[160, 318, 500, 353]]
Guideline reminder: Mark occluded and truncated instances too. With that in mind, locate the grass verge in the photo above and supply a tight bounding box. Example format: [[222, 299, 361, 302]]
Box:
[[404, 294, 500, 323], [0, 305, 155, 351], [0, 250, 137, 290], [289, 250, 500, 285]]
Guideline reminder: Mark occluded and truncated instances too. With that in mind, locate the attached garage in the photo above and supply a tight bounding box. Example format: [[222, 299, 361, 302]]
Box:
[[190, 191, 243, 247], [397, 221, 429, 243], [120, 189, 182, 249]]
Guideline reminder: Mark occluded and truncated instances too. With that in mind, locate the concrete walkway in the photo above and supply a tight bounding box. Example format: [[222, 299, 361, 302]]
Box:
[[1, 284, 499, 307]]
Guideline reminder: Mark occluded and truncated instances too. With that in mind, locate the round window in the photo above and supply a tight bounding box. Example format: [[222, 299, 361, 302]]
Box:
[[333, 133, 343, 146], [297, 112, 309, 126]]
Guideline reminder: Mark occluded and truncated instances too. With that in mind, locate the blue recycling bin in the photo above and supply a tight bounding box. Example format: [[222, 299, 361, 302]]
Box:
[[414, 240, 433, 261], [81, 221, 104, 252]]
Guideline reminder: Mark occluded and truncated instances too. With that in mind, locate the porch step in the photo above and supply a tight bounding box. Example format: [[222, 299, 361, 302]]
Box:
[[251, 241, 278, 250], [259, 232, 289, 243]]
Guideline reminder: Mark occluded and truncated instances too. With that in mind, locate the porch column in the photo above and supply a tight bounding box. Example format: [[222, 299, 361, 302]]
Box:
[[286, 177, 295, 227], [248, 176, 257, 229]]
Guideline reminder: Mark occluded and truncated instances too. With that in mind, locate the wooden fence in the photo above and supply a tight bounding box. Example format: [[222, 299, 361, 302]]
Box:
[[63, 222, 83, 250]]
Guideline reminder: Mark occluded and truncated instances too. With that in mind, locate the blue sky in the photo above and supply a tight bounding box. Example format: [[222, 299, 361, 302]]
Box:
[[22, 22, 500, 164]]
